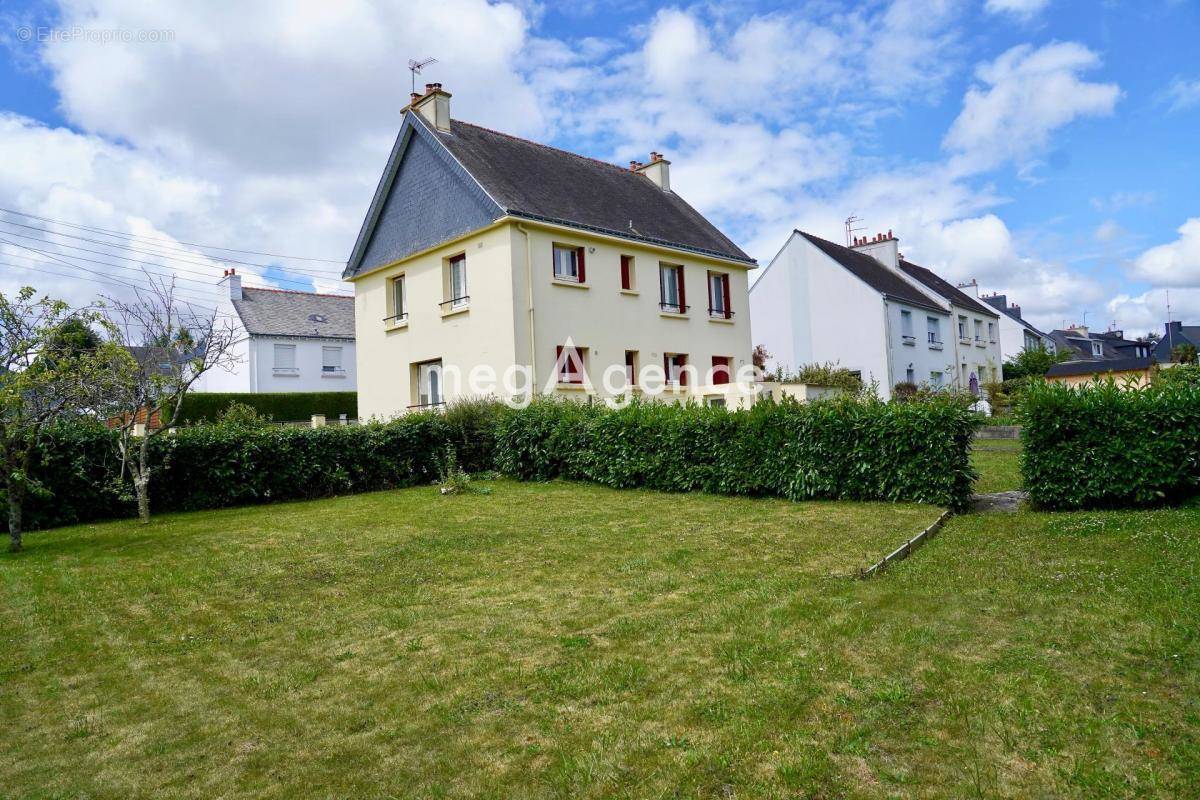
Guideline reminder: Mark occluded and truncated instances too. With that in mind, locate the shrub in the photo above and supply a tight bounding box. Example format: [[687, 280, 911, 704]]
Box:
[[892, 382, 918, 401], [1019, 379, 1200, 509], [176, 392, 357, 425], [215, 401, 272, 427], [770, 362, 862, 392], [1152, 363, 1200, 389], [441, 396, 510, 473], [496, 395, 978, 510]]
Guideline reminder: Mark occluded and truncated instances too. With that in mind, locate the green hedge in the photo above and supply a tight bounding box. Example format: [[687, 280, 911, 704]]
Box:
[[1020, 380, 1200, 509], [13, 410, 474, 531], [495, 396, 979, 510], [176, 392, 358, 424]]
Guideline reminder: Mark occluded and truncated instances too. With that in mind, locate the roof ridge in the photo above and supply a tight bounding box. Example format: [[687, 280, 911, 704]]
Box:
[[448, 119, 639, 176], [242, 286, 352, 300]]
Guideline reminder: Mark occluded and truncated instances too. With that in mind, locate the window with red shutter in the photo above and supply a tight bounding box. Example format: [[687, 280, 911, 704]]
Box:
[[711, 356, 731, 385], [556, 345, 586, 384], [552, 244, 585, 283], [620, 255, 634, 290], [664, 353, 688, 386]]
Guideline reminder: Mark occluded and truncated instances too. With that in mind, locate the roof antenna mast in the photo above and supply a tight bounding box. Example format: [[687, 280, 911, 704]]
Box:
[[845, 215, 865, 246], [408, 57, 438, 95]]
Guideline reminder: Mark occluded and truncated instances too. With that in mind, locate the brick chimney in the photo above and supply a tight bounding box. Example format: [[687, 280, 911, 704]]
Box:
[[850, 230, 899, 270], [635, 151, 671, 191], [411, 82, 452, 132], [221, 268, 242, 301]]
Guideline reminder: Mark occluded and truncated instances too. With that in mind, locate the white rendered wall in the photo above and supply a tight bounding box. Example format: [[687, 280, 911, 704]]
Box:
[[250, 336, 357, 393]]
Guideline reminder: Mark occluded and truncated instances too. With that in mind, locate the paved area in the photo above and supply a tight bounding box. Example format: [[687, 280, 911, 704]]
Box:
[[970, 490, 1028, 513]]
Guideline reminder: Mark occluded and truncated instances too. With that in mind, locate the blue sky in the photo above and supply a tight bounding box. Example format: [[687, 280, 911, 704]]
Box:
[[0, 0, 1197, 334]]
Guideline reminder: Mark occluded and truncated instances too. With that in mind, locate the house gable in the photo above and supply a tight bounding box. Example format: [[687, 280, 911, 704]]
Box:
[[345, 113, 503, 279]]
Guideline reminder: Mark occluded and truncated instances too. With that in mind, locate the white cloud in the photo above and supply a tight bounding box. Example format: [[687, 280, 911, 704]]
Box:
[[1090, 190, 1155, 213], [1094, 219, 1123, 242], [984, 0, 1052, 19], [1107, 288, 1199, 336], [1161, 76, 1200, 113], [944, 42, 1119, 172], [1128, 218, 1200, 288]]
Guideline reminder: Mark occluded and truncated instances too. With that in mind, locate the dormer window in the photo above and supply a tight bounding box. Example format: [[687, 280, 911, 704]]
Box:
[[1091, 342, 1103, 357], [553, 244, 585, 283]]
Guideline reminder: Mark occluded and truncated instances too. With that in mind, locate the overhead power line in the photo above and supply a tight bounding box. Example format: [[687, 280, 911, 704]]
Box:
[[0, 223, 347, 294], [0, 217, 343, 282], [0, 206, 348, 266]]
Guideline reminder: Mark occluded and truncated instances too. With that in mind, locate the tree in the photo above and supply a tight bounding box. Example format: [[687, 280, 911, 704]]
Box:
[[0, 288, 113, 552], [1171, 342, 1198, 365], [101, 277, 239, 523], [1003, 343, 1068, 381]]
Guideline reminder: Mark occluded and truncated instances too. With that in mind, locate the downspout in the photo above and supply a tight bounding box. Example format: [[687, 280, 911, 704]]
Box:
[[516, 223, 537, 386], [882, 299, 895, 396]]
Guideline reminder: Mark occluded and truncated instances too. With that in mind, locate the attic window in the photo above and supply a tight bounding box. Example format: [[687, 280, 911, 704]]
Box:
[[1091, 342, 1103, 357], [308, 313, 328, 324]]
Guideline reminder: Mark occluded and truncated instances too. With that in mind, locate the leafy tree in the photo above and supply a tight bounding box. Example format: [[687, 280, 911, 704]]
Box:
[[0, 288, 115, 552], [1003, 343, 1068, 381], [1171, 342, 1198, 365], [100, 277, 239, 523]]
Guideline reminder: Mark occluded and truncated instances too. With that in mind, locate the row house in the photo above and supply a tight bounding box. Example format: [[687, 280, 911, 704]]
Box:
[[343, 84, 756, 418], [980, 292, 1056, 359], [750, 230, 1002, 398]]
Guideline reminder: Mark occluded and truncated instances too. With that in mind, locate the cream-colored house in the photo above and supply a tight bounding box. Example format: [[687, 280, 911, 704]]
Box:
[[344, 84, 757, 418]]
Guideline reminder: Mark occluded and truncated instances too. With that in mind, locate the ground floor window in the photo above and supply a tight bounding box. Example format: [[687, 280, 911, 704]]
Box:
[[664, 352, 688, 386], [710, 355, 731, 385], [557, 345, 586, 385], [416, 360, 443, 406]]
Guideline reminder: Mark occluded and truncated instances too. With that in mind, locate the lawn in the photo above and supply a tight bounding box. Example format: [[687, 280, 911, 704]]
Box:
[[3, 480, 1198, 798], [972, 438, 1023, 493]]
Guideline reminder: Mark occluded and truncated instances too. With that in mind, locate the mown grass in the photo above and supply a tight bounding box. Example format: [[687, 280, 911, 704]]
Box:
[[972, 438, 1023, 493], [3, 480, 1198, 798]]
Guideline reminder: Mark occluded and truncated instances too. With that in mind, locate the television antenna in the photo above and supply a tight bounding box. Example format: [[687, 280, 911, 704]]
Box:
[[844, 215, 865, 246], [408, 57, 438, 94]]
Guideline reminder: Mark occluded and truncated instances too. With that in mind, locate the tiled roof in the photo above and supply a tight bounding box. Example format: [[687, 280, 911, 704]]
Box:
[[797, 231, 945, 312], [898, 260, 1000, 318], [432, 119, 755, 265], [231, 288, 354, 339]]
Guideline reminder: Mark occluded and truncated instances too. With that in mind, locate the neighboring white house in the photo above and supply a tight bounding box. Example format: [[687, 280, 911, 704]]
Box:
[[750, 230, 1003, 398], [342, 83, 757, 418], [750, 230, 955, 399], [195, 270, 357, 393], [978, 291, 1056, 359]]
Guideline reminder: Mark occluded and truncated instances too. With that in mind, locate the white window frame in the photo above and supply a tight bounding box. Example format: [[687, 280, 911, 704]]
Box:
[[448, 254, 468, 309], [390, 275, 406, 321], [659, 264, 683, 312], [417, 360, 443, 406], [552, 244, 582, 282], [273, 343, 297, 374], [709, 272, 728, 315], [322, 346, 343, 373], [1092, 341, 1103, 357]]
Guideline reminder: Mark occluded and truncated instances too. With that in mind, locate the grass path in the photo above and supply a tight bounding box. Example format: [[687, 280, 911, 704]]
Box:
[[2, 479, 1197, 798]]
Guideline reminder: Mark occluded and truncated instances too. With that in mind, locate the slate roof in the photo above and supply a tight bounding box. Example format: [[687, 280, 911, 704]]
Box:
[[1049, 329, 1148, 362], [231, 288, 355, 340], [981, 294, 1050, 338], [1045, 356, 1153, 378], [432, 119, 754, 264], [898, 260, 1000, 318], [797, 231, 945, 312]]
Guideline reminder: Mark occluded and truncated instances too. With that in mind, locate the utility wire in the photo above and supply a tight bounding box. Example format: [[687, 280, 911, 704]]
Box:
[[0, 206, 348, 265], [0, 224, 347, 293], [0, 215, 346, 281]]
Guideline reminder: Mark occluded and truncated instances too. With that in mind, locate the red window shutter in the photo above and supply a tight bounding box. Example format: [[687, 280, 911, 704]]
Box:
[[712, 356, 730, 385], [677, 266, 686, 310], [663, 353, 670, 382], [722, 274, 731, 318], [577, 247, 586, 283], [679, 354, 688, 386], [620, 256, 631, 290], [556, 345, 565, 382], [707, 271, 713, 314]]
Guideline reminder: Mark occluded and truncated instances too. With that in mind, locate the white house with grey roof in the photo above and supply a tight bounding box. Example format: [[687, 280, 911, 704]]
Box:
[[751, 230, 957, 399], [979, 292, 1056, 360], [343, 83, 756, 418], [195, 270, 356, 393]]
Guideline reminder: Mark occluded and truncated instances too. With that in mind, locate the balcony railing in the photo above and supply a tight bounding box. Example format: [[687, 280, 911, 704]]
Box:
[[660, 301, 689, 314], [901, 334, 916, 345], [707, 307, 734, 319], [439, 296, 470, 309], [407, 400, 447, 410], [383, 312, 408, 324]]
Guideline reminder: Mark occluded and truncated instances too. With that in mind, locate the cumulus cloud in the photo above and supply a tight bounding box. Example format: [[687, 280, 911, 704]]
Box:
[[944, 42, 1119, 172], [984, 0, 1052, 19], [1107, 288, 1199, 336], [1128, 218, 1200, 288]]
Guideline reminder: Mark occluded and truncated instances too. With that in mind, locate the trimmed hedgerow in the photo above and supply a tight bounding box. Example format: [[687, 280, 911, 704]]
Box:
[[11, 404, 501, 531], [1019, 379, 1200, 510], [176, 391, 358, 424], [496, 395, 979, 510]]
